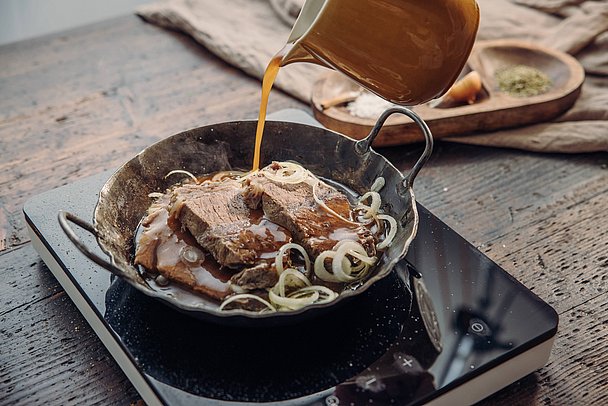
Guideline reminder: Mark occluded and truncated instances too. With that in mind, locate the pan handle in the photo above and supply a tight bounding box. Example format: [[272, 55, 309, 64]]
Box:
[[355, 107, 434, 188], [58, 210, 129, 278]]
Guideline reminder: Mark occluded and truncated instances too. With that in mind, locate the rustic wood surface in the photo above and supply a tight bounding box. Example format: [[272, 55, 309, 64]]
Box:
[[1, 15, 607, 406]]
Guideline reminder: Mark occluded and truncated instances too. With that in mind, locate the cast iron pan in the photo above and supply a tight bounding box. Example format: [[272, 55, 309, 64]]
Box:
[[59, 107, 433, 326]]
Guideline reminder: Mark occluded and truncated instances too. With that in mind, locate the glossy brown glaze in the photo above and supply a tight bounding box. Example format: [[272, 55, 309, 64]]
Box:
[[260, 179, 375, 255], [135, 208, 233, 300], [136, 206, 295, 298]]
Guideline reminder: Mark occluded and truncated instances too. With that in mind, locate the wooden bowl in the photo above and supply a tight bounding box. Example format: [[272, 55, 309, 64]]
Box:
[[311, 40, 585, 146]]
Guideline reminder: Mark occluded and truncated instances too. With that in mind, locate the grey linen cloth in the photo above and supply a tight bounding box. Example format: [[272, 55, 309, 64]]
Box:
[[137, 0, 608, 153]]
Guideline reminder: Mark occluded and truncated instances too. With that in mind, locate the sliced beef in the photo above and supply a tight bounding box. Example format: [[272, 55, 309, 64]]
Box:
[[135, 208, 232, 300], [133, 230, 160, 272], [256, 177, 376, 258], [135, 169, 376, 303], [241, 176, 264, 210], [134, 195, 172, 270], [171, 180, 290, 268], [230, 263, 279, 291], [154, 247, 232, 301]]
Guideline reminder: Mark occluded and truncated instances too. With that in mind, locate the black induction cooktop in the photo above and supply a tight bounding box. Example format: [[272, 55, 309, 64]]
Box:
[[24, 109, 557, 405]]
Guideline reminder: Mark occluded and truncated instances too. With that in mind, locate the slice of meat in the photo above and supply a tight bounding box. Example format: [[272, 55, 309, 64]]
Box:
[[171, 180, 291, 268], [135, 208, 233, 300], [154, 240, 232, 301], [241, 175, 264, 210], [230, 263, 279, 291], [256, 176, 376, 258], [134, 195, 173, 270], [133, 213, 162, 271]]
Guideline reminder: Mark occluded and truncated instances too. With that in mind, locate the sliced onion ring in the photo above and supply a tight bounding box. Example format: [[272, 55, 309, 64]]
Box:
[[179, 246, 204, 264], [261, 161, 311, 184], [312, 181, 361, 226], [357, 191, 381, 218], [376, 214, 397, 250], [274, 268, 311, 297], [370, 177, 386, 192], [275, 243, 311, 275], [347, 249, 377, 265], [332, 241, 376, 282], [219, 294, 276, 312], [289, 286, 338, 305], [165, 169, 199, 184], [269, 289, 319, 310], [211, 170, 247, 181], [314, 251, 342, 282]]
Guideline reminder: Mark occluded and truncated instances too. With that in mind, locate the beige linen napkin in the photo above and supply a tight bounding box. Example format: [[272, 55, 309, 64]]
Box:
[[137, 0, 608, 153], [137, 0, 323, 102]]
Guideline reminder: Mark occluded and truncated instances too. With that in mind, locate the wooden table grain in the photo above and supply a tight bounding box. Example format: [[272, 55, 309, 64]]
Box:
[[1, 15, 607, 406]]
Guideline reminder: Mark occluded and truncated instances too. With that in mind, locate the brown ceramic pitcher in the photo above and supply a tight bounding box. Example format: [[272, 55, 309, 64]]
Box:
[[280, 0, 480, 105]]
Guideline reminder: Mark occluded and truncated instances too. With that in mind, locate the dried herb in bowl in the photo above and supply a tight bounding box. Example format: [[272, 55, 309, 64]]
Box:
[[495, 65, 551, 97]]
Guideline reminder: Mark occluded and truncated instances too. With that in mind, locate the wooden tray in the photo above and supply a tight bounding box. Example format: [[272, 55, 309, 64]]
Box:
[[311, 40, 585, 146]]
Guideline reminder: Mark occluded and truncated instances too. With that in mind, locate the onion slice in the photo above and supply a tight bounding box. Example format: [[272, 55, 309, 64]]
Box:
[[371, 177, 385, 192], [274, 268, 311, 297], [315, 241, 377, 283], [357, 191, 381, 218], [332, 241, 376, 282], [219, 294, 276, 312], [290, 286, 338, 304], [179, 246, 204, 265], [376, 214, 397, 250], [211, 170, 247, 182], [261, 161, 311, 184], [275, 243, 311, 275], [269, 289, 319, 310], [164, 169, 199, 183], [347, 249, 377, 265], [314, 251, 342, 282], [312, 181, 361, 226], [332, 242, 359, 282]]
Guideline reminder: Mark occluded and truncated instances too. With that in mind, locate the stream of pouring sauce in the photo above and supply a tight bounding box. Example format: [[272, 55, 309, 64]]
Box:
[[252, 45, 291, 171]]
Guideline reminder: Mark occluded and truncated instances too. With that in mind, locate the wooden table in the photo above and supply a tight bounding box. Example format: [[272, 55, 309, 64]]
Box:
[[1, 15, 607, 405]]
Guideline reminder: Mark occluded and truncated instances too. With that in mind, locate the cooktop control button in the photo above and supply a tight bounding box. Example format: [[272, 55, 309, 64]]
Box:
[[471, 322, 484, 333], [355, 374, 386, 393], [325, 395, 339, 405], [469, 318, 491, 336], [393, 352, 424, 373]]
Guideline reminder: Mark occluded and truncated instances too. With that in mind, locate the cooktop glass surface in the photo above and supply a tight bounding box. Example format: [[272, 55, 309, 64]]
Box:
[[24, 108, 557, 406], [25, 175, 557, 406]]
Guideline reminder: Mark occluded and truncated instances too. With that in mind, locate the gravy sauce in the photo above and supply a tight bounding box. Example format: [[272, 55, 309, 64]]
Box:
[[135, 208, 233, 299], [134, 173, 384, 301], [252, 46, 290, 171], [135, 190, 294, 300]]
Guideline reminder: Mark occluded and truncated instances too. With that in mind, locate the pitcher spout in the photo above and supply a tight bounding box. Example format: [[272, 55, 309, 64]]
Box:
[[280, 0, 327, 66], [279, 44, 319, 66]]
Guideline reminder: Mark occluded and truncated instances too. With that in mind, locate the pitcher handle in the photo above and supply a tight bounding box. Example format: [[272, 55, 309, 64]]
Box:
[[355, 107, 434, 188], [58, 210, 129, 278]]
